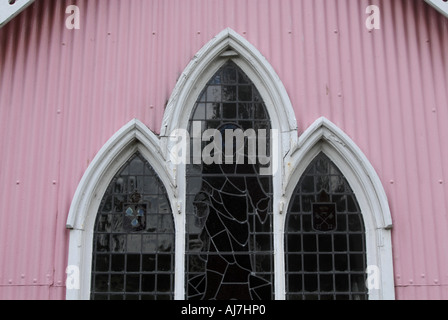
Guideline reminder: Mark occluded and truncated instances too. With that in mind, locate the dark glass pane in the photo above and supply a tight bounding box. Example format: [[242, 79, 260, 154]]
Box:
[[238, 103, 253, 119], [285, 153, 368, 300], [303, 255, 318, 272], [238, 86, 252, 101], [223, 103, 237, 119], [91, 153, 175, 300], [335, 274, 349, 291], [111, 255, 125, 272], [126, 275, 140, 293], [186, 61, 274, 300], [320, 274, 334, 292], [126, 254, 140, 272], [301, 176, 314, 193], [95, 275, 109, 293], [288, 274, 302, 292], [335, 254, 349, 272], [110, 275, 124, 292], [142, 274, 155, 292], [288, 254, 302, 271], [303, 234, 317, 253], [318, 235, 333, 253], [319, 254, 333, 272], [304, 274, 318, 292], [157, 275, 172, 293], [95, 255, 110, 272], [223, 86, 237, 101], [287, 234, 302, 252]]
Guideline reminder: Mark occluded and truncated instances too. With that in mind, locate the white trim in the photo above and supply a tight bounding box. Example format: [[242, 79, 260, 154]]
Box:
[[282, 117, 395, 300], [425, 0, 448, 18], [66, 119, 178, 300], [0, 0, 34, 28], [160, 28, 298, 300], [161, 27, 297, 137], [66, 119, 174, 230], [66, 29, 395, 300]]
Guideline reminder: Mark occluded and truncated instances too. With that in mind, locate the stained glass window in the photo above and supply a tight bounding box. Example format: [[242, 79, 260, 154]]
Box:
[[285, 153, 368, 300], [91, 152, 175, 300], [186, 61, 274, 300]]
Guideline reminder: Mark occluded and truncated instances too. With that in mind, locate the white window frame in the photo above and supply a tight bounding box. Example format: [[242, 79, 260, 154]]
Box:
[[66, 28, 395, 300], [0, 0, 34, 28], [66, 119, 178, 300], [425, 0, 448, 19], [282, 117, 395, 300]]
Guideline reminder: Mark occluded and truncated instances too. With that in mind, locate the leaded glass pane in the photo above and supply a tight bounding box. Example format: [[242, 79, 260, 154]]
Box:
[[285, 153, 368, 300], [186, 61, 274, 300], [91, 152, 175, 300]]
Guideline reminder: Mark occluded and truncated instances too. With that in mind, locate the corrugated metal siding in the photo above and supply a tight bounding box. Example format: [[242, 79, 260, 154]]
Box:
[[0, 0, 447, 299]]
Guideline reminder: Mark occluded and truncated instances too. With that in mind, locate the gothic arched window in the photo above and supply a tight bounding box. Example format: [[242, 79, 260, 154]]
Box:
[[91, 152, 175, 300], [285, 153, 368, 300], [67, 30, 394, 301], [185, 61, 274, 300]]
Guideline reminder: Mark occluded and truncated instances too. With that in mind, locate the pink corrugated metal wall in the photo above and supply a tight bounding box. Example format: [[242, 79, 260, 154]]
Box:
[[0, 0, 447, 299]]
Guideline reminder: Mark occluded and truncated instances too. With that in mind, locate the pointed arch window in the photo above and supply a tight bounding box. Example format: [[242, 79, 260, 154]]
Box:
[[67, 29, 394, 301], [91, 152, 175, 300], [185, 61, 274, 300], [285, 153, 368, 300]]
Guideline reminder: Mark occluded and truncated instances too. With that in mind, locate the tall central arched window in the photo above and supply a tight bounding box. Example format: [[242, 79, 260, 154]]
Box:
[[185, 61, 274, 300]]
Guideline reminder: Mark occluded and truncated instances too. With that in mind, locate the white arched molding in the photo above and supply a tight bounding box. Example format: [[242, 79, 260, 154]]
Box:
[[160, 27, 297, 157], [282, 117, 395, 300], [159, 28, 298, 299], [66, 119, 179, 300], [66, 29, 394, 301]]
